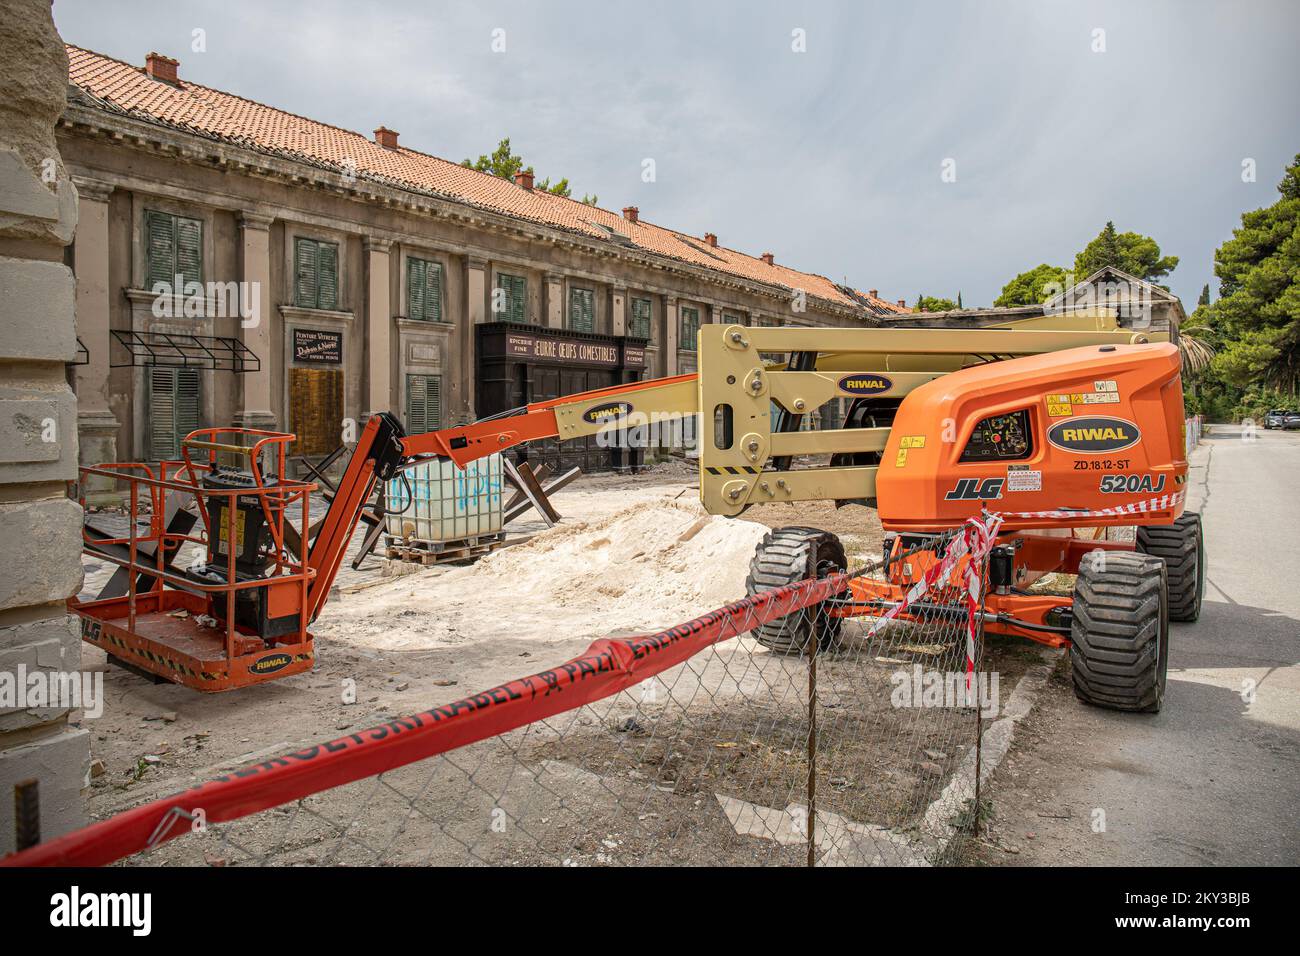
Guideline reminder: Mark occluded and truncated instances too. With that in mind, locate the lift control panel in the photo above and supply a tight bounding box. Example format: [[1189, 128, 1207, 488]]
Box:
[[959, 410, 1032, 462]]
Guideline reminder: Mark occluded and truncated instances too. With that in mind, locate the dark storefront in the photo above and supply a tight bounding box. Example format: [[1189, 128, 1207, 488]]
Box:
[[476, 322, 648, 473]]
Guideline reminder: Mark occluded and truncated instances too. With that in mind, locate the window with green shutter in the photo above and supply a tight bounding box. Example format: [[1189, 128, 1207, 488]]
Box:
[[145, 210, 203, 291], [148, 367, 200, 460], [629, 297, 652, 340], [407, 257, 444, 322], [568, 287, 595, 333], [723, 311, 744, 326], [494, 273, 528, 324], [294, 238, 339, 310], [680, 306, 700, 351], [406, 374, 442, 434]]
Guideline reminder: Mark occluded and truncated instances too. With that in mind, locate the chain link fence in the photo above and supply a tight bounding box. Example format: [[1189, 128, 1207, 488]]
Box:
[[13, 529, 999, 868]]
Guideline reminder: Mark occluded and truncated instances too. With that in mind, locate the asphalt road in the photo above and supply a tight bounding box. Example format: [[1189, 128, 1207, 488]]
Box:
[[982, 427, 1300, 866]]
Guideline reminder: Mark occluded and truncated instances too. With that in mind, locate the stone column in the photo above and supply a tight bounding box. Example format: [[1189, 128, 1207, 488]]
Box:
[[363, 237, 392, 420], [0, 5, 91, 854], [70, 176, 119, 501], [611, 286, 627, 337], [545, 273, 564, 329], [467, 256, 487, 325], [663, 295, 679, 375], [236, 211, 275, 430]]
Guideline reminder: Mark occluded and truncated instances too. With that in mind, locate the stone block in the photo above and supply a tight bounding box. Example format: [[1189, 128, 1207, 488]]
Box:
[[0, 497, 83, 612], [0, 257, 77, 362], [0, 726, 90, 855]]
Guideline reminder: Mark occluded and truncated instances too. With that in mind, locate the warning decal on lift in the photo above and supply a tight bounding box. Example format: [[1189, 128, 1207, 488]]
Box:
[[1046, 382, 1121, 418], [1006, 464, 1042, 492]]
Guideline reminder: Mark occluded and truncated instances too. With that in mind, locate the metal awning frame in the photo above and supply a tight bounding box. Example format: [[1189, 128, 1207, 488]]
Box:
[[110, 329, 260, 373]]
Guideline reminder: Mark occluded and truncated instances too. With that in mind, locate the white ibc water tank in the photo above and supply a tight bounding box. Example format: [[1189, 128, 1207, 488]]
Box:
[[384, 454, 504, 543]]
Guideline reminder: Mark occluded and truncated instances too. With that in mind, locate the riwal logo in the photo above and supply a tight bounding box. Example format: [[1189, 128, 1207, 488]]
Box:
[[251, 653, 292, 675], [581, 401, 635, 425], [838, 374, 893, 396], [1047, 416, 1141, 454]]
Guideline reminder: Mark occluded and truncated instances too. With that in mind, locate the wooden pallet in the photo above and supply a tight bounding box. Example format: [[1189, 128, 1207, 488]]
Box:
[[385, 531, 506, 565]]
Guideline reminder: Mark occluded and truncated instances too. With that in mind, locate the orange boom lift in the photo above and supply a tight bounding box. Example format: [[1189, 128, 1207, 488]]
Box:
[[74, 316, 1201, 711]]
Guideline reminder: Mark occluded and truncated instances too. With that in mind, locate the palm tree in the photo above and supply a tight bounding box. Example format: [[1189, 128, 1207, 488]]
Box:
[[1177, 321, 1216, 376]]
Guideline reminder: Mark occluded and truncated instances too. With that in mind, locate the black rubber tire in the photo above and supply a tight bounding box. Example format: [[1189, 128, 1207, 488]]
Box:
[[1070, 550, 1170, 713], [745, 527, 847, 655], [1136, 511, 1204, 622]]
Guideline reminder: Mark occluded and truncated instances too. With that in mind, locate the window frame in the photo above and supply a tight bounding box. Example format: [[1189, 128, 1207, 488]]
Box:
[[567, 286, 595, 333], [629, 296, 653, 340], [406, 373, 442, 434], [406, 255, 445, 322], [679, 305, 701, 351], [294, 237, 340, 310], [494, 271, 529, 324], [144, 209, 204, 291]]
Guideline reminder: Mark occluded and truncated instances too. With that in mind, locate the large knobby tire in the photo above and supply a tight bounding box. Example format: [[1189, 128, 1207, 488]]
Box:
[[1070, 550, 1170, 713], [745, 527, 846, 655], [1136, 511, 1205, 622]]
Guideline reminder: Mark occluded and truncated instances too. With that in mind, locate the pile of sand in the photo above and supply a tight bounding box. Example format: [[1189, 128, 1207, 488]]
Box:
[[321, 499, 769, 651]]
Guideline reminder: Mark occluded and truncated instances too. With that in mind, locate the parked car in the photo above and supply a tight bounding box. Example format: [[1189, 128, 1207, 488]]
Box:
[[1285, 412, 1300, 430], [1264, 409, 1289, 429]]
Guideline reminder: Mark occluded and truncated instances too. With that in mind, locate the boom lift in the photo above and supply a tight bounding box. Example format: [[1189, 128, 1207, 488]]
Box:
[[74, 314, 1201, 711]]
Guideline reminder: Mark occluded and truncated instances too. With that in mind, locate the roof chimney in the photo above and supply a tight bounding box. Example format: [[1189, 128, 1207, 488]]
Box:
[[514, 168, 535, 190], [145, 52, 179, 84], [760, 252, 774, 266], [897, 299, 906, 308], [704, 232, 717, 248], [374, 126, 399, 149], [868, 289, 878, 299], [622, 206, 639, 223]]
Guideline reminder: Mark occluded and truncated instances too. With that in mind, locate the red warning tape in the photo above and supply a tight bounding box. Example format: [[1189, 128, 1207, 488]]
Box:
[[2, 572, 849, 867]]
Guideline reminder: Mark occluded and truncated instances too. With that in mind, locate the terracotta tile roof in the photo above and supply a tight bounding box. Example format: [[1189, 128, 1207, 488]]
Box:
[[65, 45, 906, 316]]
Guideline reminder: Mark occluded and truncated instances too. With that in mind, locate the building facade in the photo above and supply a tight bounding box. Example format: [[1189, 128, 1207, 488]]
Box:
[[59, 47, 906, 476]]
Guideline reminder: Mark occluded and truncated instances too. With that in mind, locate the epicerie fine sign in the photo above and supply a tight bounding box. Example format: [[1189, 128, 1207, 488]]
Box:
[[506, 332, 620, 368], [292, 328, 343, 363]]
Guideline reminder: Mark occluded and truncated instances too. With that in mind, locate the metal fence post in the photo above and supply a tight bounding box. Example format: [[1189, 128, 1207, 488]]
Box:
[[807, 638, 817, 867]]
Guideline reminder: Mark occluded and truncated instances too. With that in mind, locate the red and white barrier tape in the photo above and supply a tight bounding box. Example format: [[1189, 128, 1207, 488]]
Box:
[[865, 491, 1184, 685], [988, 490, 1185, 521]]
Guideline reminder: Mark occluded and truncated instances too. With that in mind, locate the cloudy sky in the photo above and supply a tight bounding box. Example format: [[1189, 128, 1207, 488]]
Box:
[[53, 0, 1300, 309]]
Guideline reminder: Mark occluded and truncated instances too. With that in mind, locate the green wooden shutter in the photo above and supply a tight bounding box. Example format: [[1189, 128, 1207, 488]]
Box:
[[146, 211, 175, 289], [317, 241, 338, 310], [630, 297, 651, 339], [426, 261, 443, 322], [681, 307, 699, 350], [406, 374, 441, 433], [176, 368, 200, 441], [148, 368, 176, 460], [295, 238, 317, 308], [176, 216, 202, 286], [497, 273, 526, 324], [569, 288, 594, 333], [407, 257, 426, 320], [148, 367, 200, 459], [492, 274, 506, 320]]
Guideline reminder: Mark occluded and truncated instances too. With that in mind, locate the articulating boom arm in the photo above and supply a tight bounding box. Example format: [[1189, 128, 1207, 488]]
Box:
[[308, 316, 1172, 618], [401, 374, 700, 467]]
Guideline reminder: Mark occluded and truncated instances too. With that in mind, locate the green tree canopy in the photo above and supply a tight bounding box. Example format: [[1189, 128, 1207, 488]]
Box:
[[462, 137, 597, 205], [1073, 221, 1179, 285], [914, 294, 957, 313], [1201, 154, 1300, 394], [994, 263, 1070, 307]]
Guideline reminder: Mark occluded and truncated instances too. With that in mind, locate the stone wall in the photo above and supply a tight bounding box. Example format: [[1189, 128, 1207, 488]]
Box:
[[0, 0, 90, 854]]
